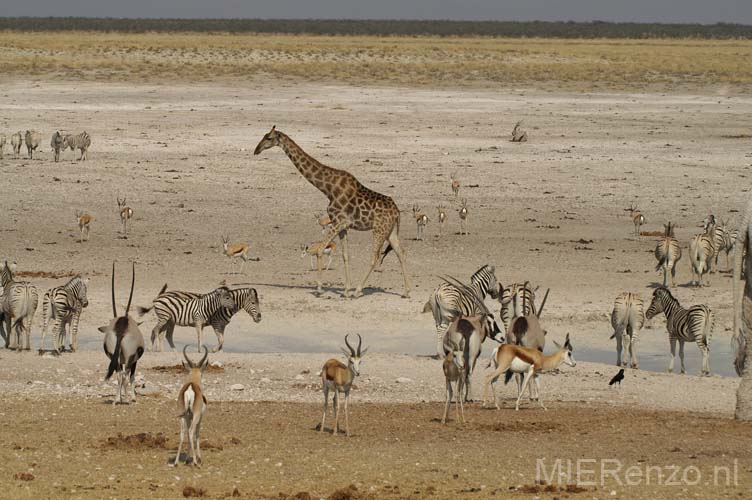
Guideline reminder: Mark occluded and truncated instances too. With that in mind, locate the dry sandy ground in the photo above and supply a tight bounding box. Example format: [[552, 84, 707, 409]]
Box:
[[1, 79, 752, 497]]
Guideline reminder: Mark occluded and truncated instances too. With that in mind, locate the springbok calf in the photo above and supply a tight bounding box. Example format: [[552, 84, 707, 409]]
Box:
[[100, 262, 145, 405], [301, 241, 337, 271], [441, 338, 466, 424], [319, 334, 367, 437], [173, 346, 208, 467], [484, 333, 575, 411], [450, 172, 460, 198], [221, 235, 252, 274], [117, 197, 133, 238], [76, 210, 92, 243], [626, 203, 645, 237]]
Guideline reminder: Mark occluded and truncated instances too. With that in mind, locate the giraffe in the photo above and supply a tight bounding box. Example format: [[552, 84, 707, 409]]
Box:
[[253, 126, 412, 298]]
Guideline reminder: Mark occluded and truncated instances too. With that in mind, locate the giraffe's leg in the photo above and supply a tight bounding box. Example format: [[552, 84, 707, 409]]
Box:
[[354, 228, 389, 298]]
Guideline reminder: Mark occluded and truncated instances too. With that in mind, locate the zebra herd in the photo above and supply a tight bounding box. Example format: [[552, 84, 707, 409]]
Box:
[[0, 130, 90, 161], [0, 260, 262, 356]]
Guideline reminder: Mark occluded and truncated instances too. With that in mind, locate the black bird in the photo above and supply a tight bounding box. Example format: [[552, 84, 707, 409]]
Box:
[[609, 368, 625, 386]]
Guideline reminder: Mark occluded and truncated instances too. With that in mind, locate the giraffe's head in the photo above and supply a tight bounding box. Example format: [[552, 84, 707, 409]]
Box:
[[254, 125, 281, 155]]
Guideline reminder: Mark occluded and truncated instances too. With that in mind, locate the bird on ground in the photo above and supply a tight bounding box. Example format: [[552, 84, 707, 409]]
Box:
[[609, 368, 625, 386]]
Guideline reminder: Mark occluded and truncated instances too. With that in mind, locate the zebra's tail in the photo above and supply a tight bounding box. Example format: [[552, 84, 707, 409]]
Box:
[[137, 283, 168, 317], [105, 333, 124, 381], [655, 251, 667, 272]]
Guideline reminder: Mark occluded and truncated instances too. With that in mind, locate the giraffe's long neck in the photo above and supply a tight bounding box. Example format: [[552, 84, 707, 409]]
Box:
[[278, 133, 340, 198]]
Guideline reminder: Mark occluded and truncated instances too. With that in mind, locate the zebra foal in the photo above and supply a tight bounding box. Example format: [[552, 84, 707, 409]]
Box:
[[63, 131, 91, 161], [1, 261, 38, 351], [139, 285, 236, 352], [610, 292, 645, 369], [39, 276, 89, 353], [645, 287, 713, 376], [423, 264, 500, 358]]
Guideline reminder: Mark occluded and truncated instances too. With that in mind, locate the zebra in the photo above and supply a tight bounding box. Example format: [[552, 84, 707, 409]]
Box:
[[161, 287, 262, 352], [39, 276, 89, 353], [138, 285, 237, 353], [610, 292, 645, 369], [499, 282, 538, 333], [24, 130, 41, 159], [10, 131, 22, 158], [654, 222, 682, 287], [709, 217, 738, 272], [645, 287, 714, 376], [689, 232, 714, 287], [63, 131, 91, 161], [422, 264, 500, 358], [50, 131, 64, 162], [1, 261, 39, 351]]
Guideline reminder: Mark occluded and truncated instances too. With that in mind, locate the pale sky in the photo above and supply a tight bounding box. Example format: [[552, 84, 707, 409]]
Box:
[[3, 0, 751, 25]]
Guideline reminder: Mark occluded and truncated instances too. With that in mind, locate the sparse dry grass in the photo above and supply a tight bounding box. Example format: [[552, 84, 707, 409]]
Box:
[[1, 32, 751, 90]]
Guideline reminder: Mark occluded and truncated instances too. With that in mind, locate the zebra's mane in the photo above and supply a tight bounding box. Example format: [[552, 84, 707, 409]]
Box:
[[470, 265, 494, 284], [64, 275, 83, 287]]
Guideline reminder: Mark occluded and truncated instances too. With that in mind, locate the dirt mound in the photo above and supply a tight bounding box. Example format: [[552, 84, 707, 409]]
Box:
[[150, 363, 225, 374], [182, 485, 207, 497], [328, 484, 359, 500], [101, 432, 168, 449], [482, 420, 561, 433], [15, 270, 77, 279], [514, 483, 590, 494], [640, 230, 666, 237]]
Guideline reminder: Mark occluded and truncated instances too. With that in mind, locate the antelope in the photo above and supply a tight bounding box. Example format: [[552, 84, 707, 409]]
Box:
[[319, 334, 368, 437], [483, 333, 575, 411], [412, 204, 428, 241], [458, 198, 469, 235], [437, 204, 447, 236], [75, 210, 92, 243], [221, 235, 251, 274], [441, 338, 466, 424], [450, 172, 460, 198], [314, 211, 333, 235], [626, 203, 645, 237], [117, 197, 133, 238], [301, 241, 337, 271], [99, 262, 144, 405], [173, 346, 209, 467]]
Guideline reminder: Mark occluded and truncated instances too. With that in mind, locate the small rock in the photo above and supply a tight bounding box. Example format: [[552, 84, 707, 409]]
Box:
[[230, 384, 245, 391], [294, 374, 305, 381], [260, 377, 271, 383], [396, 377, 413, 384]]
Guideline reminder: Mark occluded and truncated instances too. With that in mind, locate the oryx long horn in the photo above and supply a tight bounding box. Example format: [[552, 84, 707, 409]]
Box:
[[344, 334, 355, 356], [537, 288, 550, 319], [111, 261, 117, 318], [125, 261, 135, 315], [183, 345, 194, 368]]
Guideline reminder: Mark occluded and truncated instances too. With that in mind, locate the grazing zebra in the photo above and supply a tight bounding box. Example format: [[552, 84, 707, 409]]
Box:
[[655, 222, 682, 287], [645, 287, 713, 376], [10, 131, 22, 158], [39, 276, 89, 353], [610, 292, 645, 369], [24, 130, 41, 159], [50, 131, 64, 162], [499, 282, 537, 333], [63, 131, 91, 161], [0, 133, 5, 158], [689, 232, 714, 287], [1, 261, 39, 351], [422, 264, 500, 357], [138, 285, 237, 353]]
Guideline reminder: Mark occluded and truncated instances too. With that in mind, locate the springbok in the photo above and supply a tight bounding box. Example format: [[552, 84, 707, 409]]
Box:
[[173, 346, 208, 467], [301, 241, 337, 271], [484, 333, 576, 411], [459, 198, 469, 235], [437, 204, 447, 236], [76, 210, 92, 243], [626, 203, 645, 237], [99, 262, 145, 405], [412, 204, 428, 241], [450, 172, 460, 198], [221, 235, 252, 274], [441, 338, 466, 424], [117, 197, 133, 238], [314, 211, 333, 235], [318, 334, 367, 437]]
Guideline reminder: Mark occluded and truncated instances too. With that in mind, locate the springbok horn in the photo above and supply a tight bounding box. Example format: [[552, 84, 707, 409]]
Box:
[[537, 288, 550, 318], [183, 345, 194, 368], [111, 261, 117, 318], [356, 333, 362, 356], [344, 334, 355, 356], [125, 261, 135, 315], [198, 345, 209, 367]]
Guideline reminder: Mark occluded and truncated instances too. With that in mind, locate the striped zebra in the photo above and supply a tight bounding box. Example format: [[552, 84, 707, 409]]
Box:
[[162, 287, 261, 352], [24, 130, 41, 159], [1, 261, 39, 351], [710, 217, 738, 272], [610, 292, 645, 369], [50, 131, 64, 162], [63, 131, 91, 161], [138, 285, 237, 353], [39, 276, 89, 353], [499, 282, 538, 333], [423, 264, 500, 357], [654, 222, 682, 287], [645, 287, 714, 376], [10, 131, 22, 158], [689, 232, 714, 287]]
